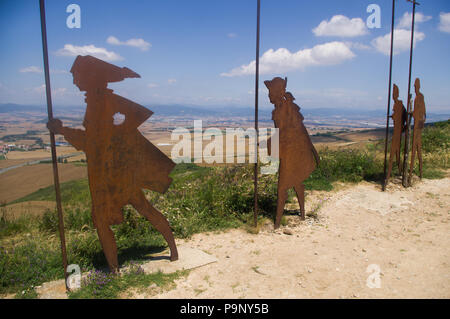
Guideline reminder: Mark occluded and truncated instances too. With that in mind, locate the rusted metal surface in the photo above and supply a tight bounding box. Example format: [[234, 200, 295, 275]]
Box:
[[39, 0, 69, 290], [264, 77, 319, 229], [402, 0, 420, 187], [47, 55, 178, 272], [385, 84, 407, 185], [382, 0, 396, 191], [408, 78, 426, 183], [253, 0, 261, 227]]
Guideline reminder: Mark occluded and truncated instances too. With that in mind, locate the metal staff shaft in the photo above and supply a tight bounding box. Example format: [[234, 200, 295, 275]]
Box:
[[402, 0, 419, 187], [39, 0, 69, 290], [253, 0, 261, 227], [382, 0, 396, 191]]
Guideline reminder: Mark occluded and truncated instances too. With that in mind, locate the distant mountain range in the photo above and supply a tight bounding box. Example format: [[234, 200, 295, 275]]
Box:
[[1, 103, 448, 123]]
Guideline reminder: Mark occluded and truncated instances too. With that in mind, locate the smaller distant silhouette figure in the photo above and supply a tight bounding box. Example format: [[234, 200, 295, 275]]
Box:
[[264, 77, 319, 229], [408, 78, 426, 183], [385, 84, 407, 185]]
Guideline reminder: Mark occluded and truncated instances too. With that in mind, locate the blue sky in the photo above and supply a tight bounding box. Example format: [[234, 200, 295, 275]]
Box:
[[0, 0, 449, 112]]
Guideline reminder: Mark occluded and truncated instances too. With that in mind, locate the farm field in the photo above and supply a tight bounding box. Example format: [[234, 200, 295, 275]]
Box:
[[0, 163, 87, 203], [5, 146, 77, 160]]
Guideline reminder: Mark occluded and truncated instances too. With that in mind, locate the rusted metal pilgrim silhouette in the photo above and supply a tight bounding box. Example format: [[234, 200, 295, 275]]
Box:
[[47, 55, 178, 272], [264, 77, 319, 229], [385, 84, 407, 185], [408, 78, 426, 183]]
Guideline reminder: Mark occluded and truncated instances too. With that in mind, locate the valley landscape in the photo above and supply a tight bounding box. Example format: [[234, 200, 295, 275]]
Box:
[[0, 103, 448, 299]]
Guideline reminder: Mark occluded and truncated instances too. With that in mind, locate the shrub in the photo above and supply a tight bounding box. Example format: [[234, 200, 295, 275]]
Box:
[[0, 240, 63, 295]]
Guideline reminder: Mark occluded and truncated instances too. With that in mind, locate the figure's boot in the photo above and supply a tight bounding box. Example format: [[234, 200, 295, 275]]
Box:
[[145, 210, 178, 261], [275, 187, 287, 229], [96, 224, 119, 273], [294, 184, 306, 221], [132, 194, 178, 261], [418, 148, 423, 179]]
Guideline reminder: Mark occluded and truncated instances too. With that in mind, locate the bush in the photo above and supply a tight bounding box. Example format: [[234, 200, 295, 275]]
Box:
[[0, 240, 64, 295], [422, 120, 449, 154], [304, 147, 383, 188], [65, 207, 92, 231], [39, 209, 59, 233]]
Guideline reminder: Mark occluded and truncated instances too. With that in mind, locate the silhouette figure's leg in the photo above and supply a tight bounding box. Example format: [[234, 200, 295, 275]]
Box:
[[130, 191, 178, 261], [275, 183, 288, 229], [294, 183, 305, 221], [96, 220, 119, 273], [396, 148, 402, 174], [386, 147, 395, 183], [409, 142, 417, 183], [418, 144, 423, 179]]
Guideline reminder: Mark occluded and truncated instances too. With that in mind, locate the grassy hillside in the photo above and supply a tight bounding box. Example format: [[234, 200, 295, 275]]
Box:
[[1, 120, 448, 298]]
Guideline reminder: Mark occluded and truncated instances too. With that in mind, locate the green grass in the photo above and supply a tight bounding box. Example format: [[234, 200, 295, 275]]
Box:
[[68, 264, 188, 299], [1, 120, 448, 297], [303, 146, 383, 191], [0, 213, 35, 239], [11, 178, 91, 206], [422, 120, 450, 153], [0, 239, 65, 296]]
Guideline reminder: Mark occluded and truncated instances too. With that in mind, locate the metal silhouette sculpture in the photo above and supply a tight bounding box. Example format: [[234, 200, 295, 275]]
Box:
[[408, 78, 426, 183], [385, 84, 407, 185], [264, 77, 319, 229], [47, 55, 178, 272]]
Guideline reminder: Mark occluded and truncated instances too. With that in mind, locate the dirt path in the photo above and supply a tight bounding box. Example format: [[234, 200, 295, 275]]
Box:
[[133, 175, 450, 299]]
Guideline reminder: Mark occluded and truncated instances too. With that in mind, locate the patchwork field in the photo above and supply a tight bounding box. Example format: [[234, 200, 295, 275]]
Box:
[[0, 163, 87, 203]]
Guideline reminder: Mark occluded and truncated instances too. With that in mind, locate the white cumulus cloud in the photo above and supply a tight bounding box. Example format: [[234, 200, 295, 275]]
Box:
[[20, 66, 42, 73], [106, 36, 151, 51], [167, 79, 177, 84], [312, 15, 368, 37], [371, 29, 425, 55], [397, 12, 432, 29], [19, 66, 69, 74], [344, 42, 371, 50], [221, 41, 355, 77], [147, 83, 159, 88], [439, 12, 450, 33], [30, 84, 67, 96], [55, 44, 123, 62]]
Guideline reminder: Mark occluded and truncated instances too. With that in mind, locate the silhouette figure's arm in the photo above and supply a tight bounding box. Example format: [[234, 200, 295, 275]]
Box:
[[112, 94, 154, 129], [61, 127, 86, 151], [47, 119, 86, 151]]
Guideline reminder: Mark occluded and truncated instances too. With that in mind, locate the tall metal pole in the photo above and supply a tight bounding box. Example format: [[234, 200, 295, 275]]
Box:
[[402, 0, 419, 187], [253, 0, 261, 227], [39, 0, 69, 290], [382, 0, 396, 191]]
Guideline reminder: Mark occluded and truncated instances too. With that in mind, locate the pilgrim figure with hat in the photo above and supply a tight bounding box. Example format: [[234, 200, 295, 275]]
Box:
[[385, 84, 407, 185], [408, 78, 426, 183], [264, 77, 319, 229], [47, 55, 178, 272]]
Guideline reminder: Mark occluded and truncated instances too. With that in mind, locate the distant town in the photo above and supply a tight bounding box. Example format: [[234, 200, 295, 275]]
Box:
[[0, 103, 448, 162]]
